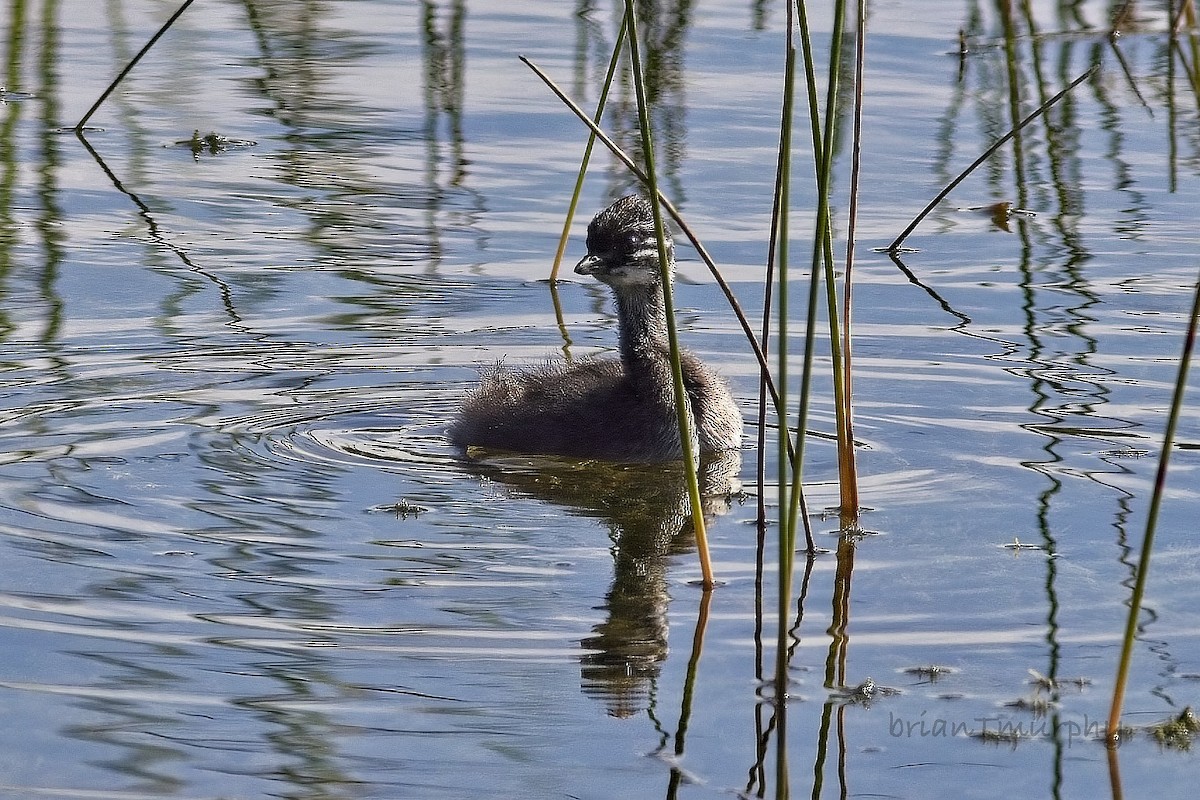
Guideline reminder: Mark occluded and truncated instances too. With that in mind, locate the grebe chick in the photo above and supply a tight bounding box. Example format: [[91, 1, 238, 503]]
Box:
[[449, 195, 742, 463]]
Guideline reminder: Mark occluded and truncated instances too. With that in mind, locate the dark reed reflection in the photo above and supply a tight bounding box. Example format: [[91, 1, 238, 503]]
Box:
[[891, 5, 1197, 797], [573, 0, 692, 201], [460, 449, 741, 718], [0, 0, 66, 344], [0, 8, 26, 337]]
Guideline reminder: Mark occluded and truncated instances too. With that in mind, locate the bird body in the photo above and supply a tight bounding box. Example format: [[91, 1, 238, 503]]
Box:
[[450, 195, 742, 463]]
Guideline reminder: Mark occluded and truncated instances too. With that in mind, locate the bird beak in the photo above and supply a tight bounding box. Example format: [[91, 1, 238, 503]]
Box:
[[574, 253, 605, 276]]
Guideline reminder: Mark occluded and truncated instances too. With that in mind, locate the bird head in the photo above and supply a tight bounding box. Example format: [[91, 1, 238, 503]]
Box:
[[575, 195, 674, 288]]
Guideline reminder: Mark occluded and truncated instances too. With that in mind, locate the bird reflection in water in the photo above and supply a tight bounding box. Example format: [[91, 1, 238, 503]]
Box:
[[459, 449, 741, 718]]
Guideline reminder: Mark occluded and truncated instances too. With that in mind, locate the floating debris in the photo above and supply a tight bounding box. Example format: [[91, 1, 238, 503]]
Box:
[[973, 726, 1027, 747], [903, 664, 955, 683], [1150, 707, 1200, 750], [0, 86, 36, 103], [1004, 695, 1056, 716], [1028, 669, 1056, 691], [1001, 538, 1044, 552], [171, 130, 257, 158], [1102, 448, 1151, 459], [376, 499, 429, 519], [962, 201, 1036, 232], [1027, 669, 1092, 692], [833, 677, 900, 706]]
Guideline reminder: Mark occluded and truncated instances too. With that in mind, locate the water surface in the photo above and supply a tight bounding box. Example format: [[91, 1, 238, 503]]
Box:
[[1, 1, 1199, 798]]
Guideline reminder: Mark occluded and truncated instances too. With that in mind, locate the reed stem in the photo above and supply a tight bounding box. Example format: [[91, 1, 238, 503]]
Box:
[[785, 0, 828, 544], [836, 0, 868, 526], [771, 0, 799, 702], [1106, 266, 1200, 742], [622, 0, 714, 590]]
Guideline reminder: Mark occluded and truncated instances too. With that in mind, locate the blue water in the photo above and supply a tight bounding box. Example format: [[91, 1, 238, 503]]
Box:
[[1, 1, 1198, 798]]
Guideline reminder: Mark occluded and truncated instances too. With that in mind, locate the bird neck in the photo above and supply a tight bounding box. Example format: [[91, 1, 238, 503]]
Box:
[[614, 279, 670, 371]]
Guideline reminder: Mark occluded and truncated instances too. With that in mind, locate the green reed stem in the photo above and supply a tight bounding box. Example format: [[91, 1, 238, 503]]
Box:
[[1107, 267, 1200, 742], [76, 0, 198, 130], [836, 0, 868, 524], [549, 17, 628, 281], [784, 0, 845, 543], [788, 0, 823, 527], [792, 0, 850, 539], [771, 0, 799, 708], [621, 0, 714, 590], [758, 71, 787, 563]]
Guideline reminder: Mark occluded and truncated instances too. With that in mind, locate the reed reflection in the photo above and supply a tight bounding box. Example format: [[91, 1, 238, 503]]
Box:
[[572, 0, 693, 201]]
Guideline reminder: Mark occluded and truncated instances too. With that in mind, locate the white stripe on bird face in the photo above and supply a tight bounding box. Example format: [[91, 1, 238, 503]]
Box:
[[629, 244, 673, 262]]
